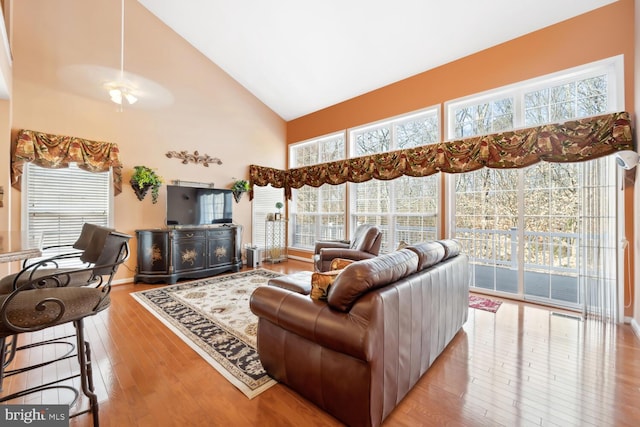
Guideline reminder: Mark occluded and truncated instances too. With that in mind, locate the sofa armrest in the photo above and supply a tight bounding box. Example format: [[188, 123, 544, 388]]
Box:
[[250, 285, 373, 360], [314, 240, 350, 254]]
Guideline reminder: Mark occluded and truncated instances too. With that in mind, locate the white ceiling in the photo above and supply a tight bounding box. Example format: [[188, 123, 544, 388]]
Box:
[[137, 0, 617, 121]]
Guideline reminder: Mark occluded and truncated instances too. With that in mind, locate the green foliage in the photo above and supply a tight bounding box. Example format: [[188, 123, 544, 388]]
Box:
[[132, 165, 163, 204], [231, 178, 250, 193], [275, 202, 284, 210]]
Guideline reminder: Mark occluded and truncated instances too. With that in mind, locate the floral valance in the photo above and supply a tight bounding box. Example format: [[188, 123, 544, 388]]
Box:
[[250, 111, 634, 200], [11, 129, 123, 195]]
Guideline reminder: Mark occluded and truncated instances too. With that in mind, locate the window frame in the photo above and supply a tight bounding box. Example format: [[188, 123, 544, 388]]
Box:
[[445, 55, 623, 139], [347, 105, 442, 252], [251, 184, 285, 249], [444, 54, 624, 236], [289, 107, 442, 252], [443, 54, 625, 317], [288, 131, 347, 250], [22, 162, 114, 265]]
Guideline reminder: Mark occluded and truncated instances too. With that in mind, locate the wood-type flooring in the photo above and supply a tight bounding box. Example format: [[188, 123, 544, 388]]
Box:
[[1, 260, 639, 426]]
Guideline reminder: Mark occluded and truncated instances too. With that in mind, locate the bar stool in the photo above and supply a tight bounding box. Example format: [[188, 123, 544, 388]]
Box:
[[0, 230, 130, 426]]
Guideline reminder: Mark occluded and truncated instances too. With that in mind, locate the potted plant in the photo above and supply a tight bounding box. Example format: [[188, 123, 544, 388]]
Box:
[[231, 178, 250, 203], [275, 201, 284, 220], [131, 165, 163, 204]]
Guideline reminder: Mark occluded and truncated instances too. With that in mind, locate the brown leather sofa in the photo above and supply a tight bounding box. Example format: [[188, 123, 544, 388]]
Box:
[[313, 224, 382, 272], [250, 240, 469, 427]]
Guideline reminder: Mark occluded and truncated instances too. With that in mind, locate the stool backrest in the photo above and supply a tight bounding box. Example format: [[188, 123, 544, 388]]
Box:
[[72, 223, 114, 251]]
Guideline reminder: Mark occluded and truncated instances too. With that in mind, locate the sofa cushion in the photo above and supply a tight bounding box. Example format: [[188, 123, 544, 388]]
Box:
[[268, 271, 313, 294], [405, 241, 445, 271], [328, 249, 418, 312], [438, 239, 461, 260]]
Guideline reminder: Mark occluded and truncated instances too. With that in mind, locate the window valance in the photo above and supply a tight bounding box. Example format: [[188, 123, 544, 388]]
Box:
[[250, 111, 633, 200], [11, 129, 123, 195]]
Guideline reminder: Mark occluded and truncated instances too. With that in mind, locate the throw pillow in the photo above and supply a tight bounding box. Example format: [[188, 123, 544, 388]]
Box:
[[330, 258, 354, 270], [311, 270, 341, 301]]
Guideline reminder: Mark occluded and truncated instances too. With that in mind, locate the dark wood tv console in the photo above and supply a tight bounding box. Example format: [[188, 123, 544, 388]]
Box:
[[134, 225, 243, 284]]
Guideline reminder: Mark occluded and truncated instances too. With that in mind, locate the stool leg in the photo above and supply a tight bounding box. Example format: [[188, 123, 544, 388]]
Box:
[[74, 319, 99, 427], [0, 335, 18, 392]]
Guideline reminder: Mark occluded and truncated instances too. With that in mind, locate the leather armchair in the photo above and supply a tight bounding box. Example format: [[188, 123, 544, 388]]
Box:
[[313, 224, 382, 271]]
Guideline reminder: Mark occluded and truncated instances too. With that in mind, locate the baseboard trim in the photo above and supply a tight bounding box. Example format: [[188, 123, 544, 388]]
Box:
[[286, 254, 313, 263], [113, 277, 134, 286], [630, 317, 640, 340]]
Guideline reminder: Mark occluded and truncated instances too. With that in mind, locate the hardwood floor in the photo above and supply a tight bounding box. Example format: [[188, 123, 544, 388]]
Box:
[[2, 259, 640, 426]]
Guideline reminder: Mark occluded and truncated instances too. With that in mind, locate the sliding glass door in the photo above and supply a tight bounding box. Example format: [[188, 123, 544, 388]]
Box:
[[448, 57, 622, 318], [453, 156, 617, 315], [454, 168, 519, 295], [522, 162, 580, 305]]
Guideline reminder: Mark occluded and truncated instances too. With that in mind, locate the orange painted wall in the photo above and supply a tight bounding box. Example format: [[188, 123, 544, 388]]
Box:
[[287, 0, 637, 317], [4, 0, 287, 282], [289, 0, 634, 141]]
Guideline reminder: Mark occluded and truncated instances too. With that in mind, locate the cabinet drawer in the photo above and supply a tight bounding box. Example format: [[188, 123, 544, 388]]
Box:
[[208, 229, 232, 238], [173, 230, 206, 240]]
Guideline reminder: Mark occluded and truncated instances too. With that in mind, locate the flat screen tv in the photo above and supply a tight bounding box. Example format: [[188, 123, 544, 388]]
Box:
[[166, 185, 233, 226]]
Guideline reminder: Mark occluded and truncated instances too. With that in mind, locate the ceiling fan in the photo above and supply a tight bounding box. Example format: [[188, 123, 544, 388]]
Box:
[[107, 0, 137, 106], [57, 0, 173, 109]]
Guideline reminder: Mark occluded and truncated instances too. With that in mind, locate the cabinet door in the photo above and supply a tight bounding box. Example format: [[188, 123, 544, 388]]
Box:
[[208, 229, 233, 267], [172, 230, 207, 273], [137, 231, 169, 274]]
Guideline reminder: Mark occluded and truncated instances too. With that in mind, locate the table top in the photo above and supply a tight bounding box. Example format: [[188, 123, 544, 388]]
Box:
[[0, 231, 43, 263]]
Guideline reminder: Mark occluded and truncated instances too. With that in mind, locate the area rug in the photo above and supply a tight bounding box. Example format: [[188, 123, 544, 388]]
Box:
[[469, 294, 502, 313], [131, 269, 283, 399]]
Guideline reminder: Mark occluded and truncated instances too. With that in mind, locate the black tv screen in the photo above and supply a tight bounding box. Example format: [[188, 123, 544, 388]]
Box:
[[166, 185, 233, 226]]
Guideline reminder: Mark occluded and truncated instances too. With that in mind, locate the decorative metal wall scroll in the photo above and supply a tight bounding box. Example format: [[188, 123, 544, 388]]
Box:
[[166, 150, 222, 167]]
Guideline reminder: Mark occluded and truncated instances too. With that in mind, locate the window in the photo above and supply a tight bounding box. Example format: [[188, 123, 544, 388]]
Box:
[[350, 108, 440, 252], [446, 55, 623, 318], [251, 184, 285, 248], [453, 97, 513, 138], [289, 109, 440, 252], [23, 163, 112, 266], [289, 133, 346, 249]]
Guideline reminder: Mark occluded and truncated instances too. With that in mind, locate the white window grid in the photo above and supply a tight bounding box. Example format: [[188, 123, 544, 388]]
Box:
[[349, 107, 441, 252], [289, 132, 347, 250], [444, 54, 624, 316]]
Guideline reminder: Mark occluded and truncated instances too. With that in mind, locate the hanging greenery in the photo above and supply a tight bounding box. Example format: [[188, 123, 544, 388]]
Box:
[[231, 178, 250, 203], [131, 165, 163, 203]]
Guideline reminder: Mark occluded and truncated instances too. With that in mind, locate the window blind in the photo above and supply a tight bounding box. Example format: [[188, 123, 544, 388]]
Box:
[[24, 163, 111, 265], [252, 185, 284, 249]]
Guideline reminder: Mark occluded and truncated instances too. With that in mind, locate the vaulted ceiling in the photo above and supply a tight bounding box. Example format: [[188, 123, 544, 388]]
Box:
[[122, 2, 621, 120]]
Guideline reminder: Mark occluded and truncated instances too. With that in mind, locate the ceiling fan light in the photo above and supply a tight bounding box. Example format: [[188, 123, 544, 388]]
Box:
[[109, 88, 123, 104], [124, 92, 138, 104]]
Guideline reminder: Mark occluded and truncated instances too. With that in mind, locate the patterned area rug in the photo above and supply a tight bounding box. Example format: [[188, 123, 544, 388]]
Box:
[[469, 294, 503, 313], [131, 269, 283, 399]]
